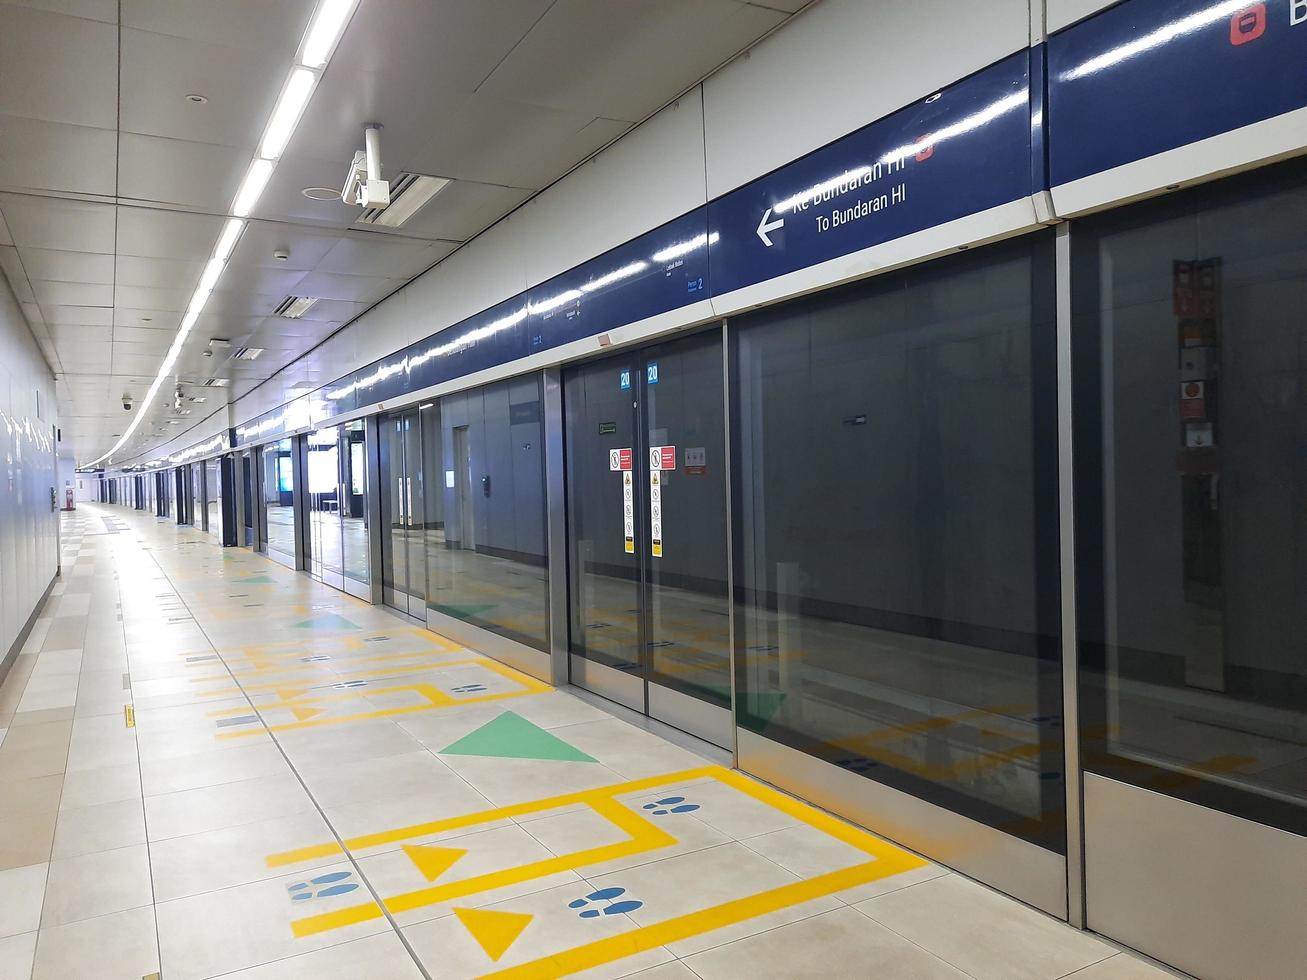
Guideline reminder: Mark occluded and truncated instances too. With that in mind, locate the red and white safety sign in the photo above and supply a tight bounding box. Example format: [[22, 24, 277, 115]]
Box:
[[649, 445, 676, 471]]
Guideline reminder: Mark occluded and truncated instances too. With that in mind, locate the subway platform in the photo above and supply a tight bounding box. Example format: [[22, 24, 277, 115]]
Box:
[[0, 505, 1175, 979]]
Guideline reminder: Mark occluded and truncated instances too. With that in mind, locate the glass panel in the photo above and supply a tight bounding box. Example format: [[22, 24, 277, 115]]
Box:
[[307, 426, 342, 580], [241, 453, 254, 546], [205, 458, 222, 540], [379, 414, 407, 599], [427, 376, 550, 650], [1074, 159, 1307, 836], [643, 334, 730, 706], [341, 420, 369, 584], [263, 439, 296, 560], [732, 233, 1064, 852], [404, 411, 426, 602], [191, 463, 203, 529], [565, 359, 641, 671]]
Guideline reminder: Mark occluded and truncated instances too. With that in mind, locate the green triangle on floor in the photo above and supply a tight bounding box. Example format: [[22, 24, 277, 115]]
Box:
[[234, 575, 276, 584], [440, 710, 598, 764], [293, 614, 360, 630], [430, 602, 497, 619]]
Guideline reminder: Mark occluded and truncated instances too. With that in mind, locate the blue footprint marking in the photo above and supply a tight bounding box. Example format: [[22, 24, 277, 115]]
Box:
[[642, 796, 699, 816], [569, 887, 642, 918], [331, 679, 367, 689], [300, 655, 330, 663], [287, 871, 359, 902], [451, 683, 488, 694]]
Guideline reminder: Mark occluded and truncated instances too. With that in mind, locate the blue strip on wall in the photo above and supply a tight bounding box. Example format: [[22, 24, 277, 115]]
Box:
[[1048, 0, 1307, 186]]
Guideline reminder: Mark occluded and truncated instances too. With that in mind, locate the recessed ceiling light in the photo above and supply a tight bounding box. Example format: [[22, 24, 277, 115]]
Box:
[[302, 186, 341, 201], [233, 347, 264, 361], [356, 173, 449, 228], [189, 396, 206, 404], [275, 295, 318, 319], [185, 94, 208, 104]]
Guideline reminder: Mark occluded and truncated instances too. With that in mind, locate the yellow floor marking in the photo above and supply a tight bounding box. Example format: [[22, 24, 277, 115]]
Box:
[[456, 908, 534, 962], [267, 767, 720, 869], [289, 796, 675, 937], [289, 705, 326, 722], [273, 763, 925, 969], [482, 768, 924, 979], [124, 704, 135, 728], [404, 844, 467, 881], [211, 659, 551, 738]]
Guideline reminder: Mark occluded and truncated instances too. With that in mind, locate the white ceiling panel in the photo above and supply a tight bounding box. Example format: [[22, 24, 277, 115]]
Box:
[[112, 284, 193, 311], [50, 323, 110, 345], [191, 313, 265, 340], [316, 235, 446, 279], [292, 270, 399, 304], [121, 0, 314, 56], [118, 132, 250, 211], [477, 0, 785, 121], [202, 289, 289, 319], [5, 1, 118, 23], [119, 27, 285, 149], [0, 210, 11, 246], [404, 95, 625, 189], [111, 351, 165, 374], [113, 307, 182, 329], [43, 304, 113, 325], [227, 222, 345, 272], [0, 114, 117, 195], [0, 246, 31, 295], [115, 207, 226, 260], [111, 325, 174, 346], [0, 4, 118, 128], [17, 247, 115, 284], [0, 196, 116, 252], [211, 263, 310, 300], [328, 0, 550, 87], [113, 254, 205, 289], [388, 180, 534, 242], [254, 152, 369, 229], [31, 279, 113, 306]]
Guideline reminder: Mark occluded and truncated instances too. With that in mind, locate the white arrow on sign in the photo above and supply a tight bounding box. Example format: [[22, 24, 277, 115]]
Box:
[[756, 207, 784, 247]]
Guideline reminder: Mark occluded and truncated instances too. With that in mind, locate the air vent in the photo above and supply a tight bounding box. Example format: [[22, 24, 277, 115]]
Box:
[[233, 347, 264, 361], [202, 378, 230, 388], [356, 173, 449, 228], [274, 295, 318, 319]]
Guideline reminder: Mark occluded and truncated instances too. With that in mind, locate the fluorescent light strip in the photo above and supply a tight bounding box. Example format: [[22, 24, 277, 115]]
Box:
[[301, 0, 357, 68], [233, 159, 274, 218], [261, 68, 315, 159], [79, 0, 350, 469]]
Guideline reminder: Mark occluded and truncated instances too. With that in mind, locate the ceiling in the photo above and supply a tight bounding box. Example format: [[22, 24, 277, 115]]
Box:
[[0, 0, 804, 465]]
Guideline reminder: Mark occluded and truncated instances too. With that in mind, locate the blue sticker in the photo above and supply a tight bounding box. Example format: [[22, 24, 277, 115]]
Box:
[[619, 369, 631, 390], [646, 362, 659, 385]]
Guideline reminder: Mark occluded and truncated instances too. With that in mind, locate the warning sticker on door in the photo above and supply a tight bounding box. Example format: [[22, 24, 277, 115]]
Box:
[[649, 445, 676, 471], [649, 469, 663, 558], [608, 447, 633, 471], [622, 470, 635, 554], [684, 446, 706, 475]]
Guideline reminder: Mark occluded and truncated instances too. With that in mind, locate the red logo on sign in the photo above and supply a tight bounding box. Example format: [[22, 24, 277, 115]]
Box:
[[1230, 4, 1265, 45], [914, 135, 934, 163], [618, 448, 632, 471]]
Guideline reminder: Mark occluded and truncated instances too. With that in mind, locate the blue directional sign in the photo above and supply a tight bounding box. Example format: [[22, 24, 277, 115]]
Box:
[[646, 362, 658, 385], [1048, 0, 1307, 186], [706, 51, 1034, 297], [620, 369, 631, 390]]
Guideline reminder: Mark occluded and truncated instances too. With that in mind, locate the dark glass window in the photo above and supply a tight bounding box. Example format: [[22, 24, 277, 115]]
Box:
[[1073, 159, 1307, 836], [425, 374, 550, 651], [731, 232, 1064, 851]]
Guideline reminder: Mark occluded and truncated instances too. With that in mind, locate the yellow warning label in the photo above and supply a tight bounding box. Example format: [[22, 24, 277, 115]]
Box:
[[624, 537, 634, 554]]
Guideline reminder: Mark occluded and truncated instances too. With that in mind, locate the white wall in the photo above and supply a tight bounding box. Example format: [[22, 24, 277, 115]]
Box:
[[131, 0, 1036, 463], [0, 272, 58, 667]]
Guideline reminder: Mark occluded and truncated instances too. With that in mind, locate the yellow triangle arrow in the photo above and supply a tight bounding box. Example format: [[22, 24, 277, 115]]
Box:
[[402, 843, 467, 882], [289, 705, 326, 722], [274, 688, 308, 702], [453, 907, 532, 962]]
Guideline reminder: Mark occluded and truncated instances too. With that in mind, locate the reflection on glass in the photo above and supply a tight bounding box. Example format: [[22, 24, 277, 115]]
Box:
[[190, 463, 203, 530], [379, 411, 424, 609], [307, 426, 342, 582], [1075, 160, 1307, 836], [205, 458, 222, 540], [263, 439, 296, 562], [732, 233, 1064, 851], [342, 421, 369, 584], [425, 375, 550, 651]]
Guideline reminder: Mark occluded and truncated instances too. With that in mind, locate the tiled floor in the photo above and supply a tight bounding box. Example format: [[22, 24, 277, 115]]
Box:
[[0, 504, 1181, 980]]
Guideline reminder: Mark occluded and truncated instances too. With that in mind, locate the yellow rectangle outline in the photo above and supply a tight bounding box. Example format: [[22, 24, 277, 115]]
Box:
[[210, 658, 550, 738], [268, 764, 926, 960]]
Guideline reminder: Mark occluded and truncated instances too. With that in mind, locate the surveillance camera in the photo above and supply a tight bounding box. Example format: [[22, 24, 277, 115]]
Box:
[[123, 399, 133, 411]]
